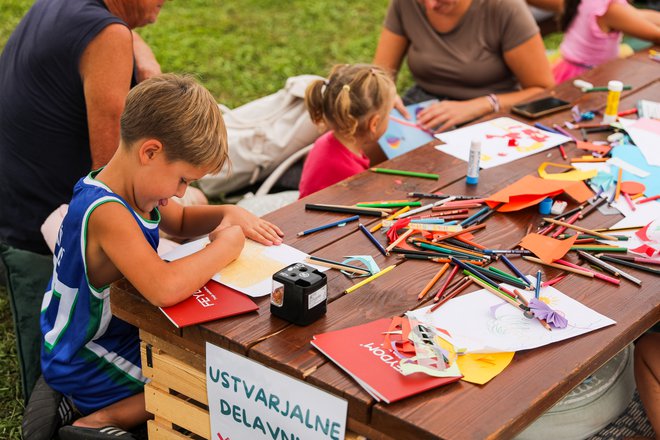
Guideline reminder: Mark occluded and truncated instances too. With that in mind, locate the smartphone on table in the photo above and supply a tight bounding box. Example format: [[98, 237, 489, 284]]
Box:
[[512, 97, 572, 119]]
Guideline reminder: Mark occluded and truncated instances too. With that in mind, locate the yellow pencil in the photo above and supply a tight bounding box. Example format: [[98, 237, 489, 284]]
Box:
[[370, 206, 411, 232], [418, 263, 450, 300], [385, 228, 415, 254], [343, 264, 397, 294], [614, 167, 623, 202]]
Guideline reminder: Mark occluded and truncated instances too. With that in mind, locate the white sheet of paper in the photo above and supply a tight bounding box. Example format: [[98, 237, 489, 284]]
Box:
[[162, 237, 326, 297], [407, 284, 615, 353], [434, 117, 570, 169], [618, 118, 660, 167], [598, 200, 660, 254]]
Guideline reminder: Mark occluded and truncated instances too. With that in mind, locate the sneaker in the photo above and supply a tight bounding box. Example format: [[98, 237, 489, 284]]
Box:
[[21, 375, 74, 440], [58, 425, 138, 440]]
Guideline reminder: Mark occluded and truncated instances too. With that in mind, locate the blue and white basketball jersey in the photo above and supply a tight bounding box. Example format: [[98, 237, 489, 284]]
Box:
[[40, 170, 159, 414]]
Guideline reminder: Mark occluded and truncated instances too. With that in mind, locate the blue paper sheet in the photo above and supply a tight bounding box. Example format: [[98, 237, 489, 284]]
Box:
[[611, 143, 660, 198], [378, 100, 436, 159]]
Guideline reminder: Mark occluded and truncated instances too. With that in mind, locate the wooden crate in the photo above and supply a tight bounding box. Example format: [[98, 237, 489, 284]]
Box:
[[139, 331, 367, 440]]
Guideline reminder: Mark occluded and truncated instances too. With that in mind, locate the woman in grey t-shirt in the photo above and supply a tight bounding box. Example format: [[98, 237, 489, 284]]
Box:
[[374, 0, 554, 132]]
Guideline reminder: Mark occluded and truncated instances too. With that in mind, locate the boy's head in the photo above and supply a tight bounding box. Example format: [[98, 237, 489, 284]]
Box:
[[120, 73, 228, 174]]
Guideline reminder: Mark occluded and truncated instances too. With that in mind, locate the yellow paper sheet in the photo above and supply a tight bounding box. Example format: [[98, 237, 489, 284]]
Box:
[[538, 162, 597, 182], [457, 352, 515, 385]]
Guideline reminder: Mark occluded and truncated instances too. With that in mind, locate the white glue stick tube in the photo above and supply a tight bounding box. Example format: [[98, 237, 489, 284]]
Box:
[[466, 140, 481, 185]]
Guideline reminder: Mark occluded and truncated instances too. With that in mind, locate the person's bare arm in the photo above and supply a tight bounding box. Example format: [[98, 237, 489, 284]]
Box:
[[526, 0, 562, 13], [373, 28, 411, 118], [88, 202, 245, 307], [132, 31, 161, 82], [602, 3, 660, 42], [79, 24, 134, 169], [417, 34, 553, 132]]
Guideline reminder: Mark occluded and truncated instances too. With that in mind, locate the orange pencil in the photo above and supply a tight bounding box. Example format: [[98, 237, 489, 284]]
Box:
[[418, 263, 450, 300], [614, 167, 623, 202]]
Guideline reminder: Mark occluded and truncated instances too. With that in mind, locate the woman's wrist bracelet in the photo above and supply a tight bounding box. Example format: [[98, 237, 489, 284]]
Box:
[[485, 93, 500, 113]]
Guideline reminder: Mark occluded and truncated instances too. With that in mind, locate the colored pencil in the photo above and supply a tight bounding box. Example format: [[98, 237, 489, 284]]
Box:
[[622, 192, 636, 212], [433, 264, 460, 301], [460, 206, 490, 227], [570, 245, 628, 252], [408, 192, 482, 200], [542, 218, 618, 240], [370, 167, 439, 180], [305, 203, 386, 217], [415, 238, 486, 258], [471, 204, 501, 225], [343, 264, 397, 294], [297, 215, 360, 236], [305, 257, 371, 276], [523, 256, 595, 277], [512, 288, 552, 331], [385, 228, 415, 254], [483, 249, 533, 256], [551, 211, 581, 238], [499, 255, 532, 286], [541, 275, 566, 287], [593, 225, 643, 232], [598, 254, 660, 266], [614, 167, 623, 202], [412, 241, 487, 260], [357, 202, 421, 208], [534, 270, 542, 299], [398, 197, 456, 218], [583, 253, 641, 285], [599, 255, 660, 276], [433, 203, 483, 211], [534, 122, 562, 134], [397, 254, 485, 265], [554, 259, 620, 285], [577, 251, 622, 276], [553, 123, 578, 142], [370, 206, 411, 233], [358, 223, 389, 256], [451, 257, 500, 286], [434, 223, 487, 242], [552, 204, 586, 221], [636, 195, 660, 204], [453, 236, 487, 250], [418, 263, 450, 300], [428, 277, 472, 312], [585, 85, 632, 92], [466, 274, 529, 312]]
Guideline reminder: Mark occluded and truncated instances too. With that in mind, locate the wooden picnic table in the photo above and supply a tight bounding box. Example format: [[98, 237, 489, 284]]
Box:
[[111, 49, 660, 440]]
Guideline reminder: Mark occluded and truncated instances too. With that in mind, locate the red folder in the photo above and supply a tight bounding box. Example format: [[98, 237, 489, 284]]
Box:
[[159, 280, 258, 328], [311, 318, 461, 403]]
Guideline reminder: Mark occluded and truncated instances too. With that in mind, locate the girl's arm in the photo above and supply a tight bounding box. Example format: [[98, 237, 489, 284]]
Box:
[[417, 34, 554, 132], [602, 3, 660, 43], [373, 28, 411, 118], [88, 202, 245, 307], [159, 201, 283, 245]]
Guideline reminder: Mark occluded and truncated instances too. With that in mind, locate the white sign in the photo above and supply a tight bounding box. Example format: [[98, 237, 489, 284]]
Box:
[[206, 342, 347, 440]]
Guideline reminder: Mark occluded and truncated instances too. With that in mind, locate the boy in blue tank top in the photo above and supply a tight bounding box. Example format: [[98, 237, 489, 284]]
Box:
[[34, 74, 284, 440]]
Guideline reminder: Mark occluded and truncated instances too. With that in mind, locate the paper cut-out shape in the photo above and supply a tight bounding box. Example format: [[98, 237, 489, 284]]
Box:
[[529, 298, 568, 328], [538, 162, 597, 182], [519, 233, 578, 264], [576, 141, 611, 155], [456, 352, 515, 385], [486, 175, 593, 211], [619, 181, 645, 195]]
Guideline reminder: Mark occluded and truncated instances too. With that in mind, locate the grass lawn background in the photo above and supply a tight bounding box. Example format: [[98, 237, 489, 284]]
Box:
[[0, 1, 562, 437]]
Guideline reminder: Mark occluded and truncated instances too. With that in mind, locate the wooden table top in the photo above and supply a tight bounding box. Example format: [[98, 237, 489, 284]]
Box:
[[111, 50, 660, 440]]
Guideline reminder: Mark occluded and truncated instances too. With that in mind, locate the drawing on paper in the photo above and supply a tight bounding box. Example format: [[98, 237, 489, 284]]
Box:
[[218, 240, 286, 287]]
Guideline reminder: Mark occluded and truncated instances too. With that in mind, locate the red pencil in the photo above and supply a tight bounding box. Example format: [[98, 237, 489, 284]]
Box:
[[558, 144, 567, 161], [636, 195, 660, 204], [428, 277, 472, 312], [433, 264, 460, 302]]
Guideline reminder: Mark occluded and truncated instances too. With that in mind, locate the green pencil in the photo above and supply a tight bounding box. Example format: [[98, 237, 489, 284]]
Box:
[[585, 86, 632, 92], [488, 266, 526, 284], [370, 167, 439, 180], [356, 202, 422, 208], [570, 245, 628, 252]]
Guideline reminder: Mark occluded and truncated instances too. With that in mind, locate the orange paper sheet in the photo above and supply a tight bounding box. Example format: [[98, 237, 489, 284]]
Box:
[[576, 141, 611, 155], [486, 175, 593, 212], [519, 233, 578, 264]]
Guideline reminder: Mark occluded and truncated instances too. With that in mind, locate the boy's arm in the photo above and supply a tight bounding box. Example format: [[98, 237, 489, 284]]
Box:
[[159, 202, 284, 245], [88, 202, 245, 307]]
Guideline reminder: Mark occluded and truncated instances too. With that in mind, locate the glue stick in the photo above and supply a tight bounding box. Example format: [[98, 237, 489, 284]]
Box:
[[602, 80, 623, 124], [466, 140, 481, 185]]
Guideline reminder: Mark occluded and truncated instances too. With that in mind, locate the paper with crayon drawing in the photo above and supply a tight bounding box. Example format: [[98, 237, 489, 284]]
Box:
[[162, 237, 326, 297], [378, 100, 436, 159], [407, 284, 615, 353], [434, 117, 570, 169]]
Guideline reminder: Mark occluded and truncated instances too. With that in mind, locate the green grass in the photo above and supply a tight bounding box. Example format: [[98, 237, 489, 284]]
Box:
[[0, 1, 561, 437]]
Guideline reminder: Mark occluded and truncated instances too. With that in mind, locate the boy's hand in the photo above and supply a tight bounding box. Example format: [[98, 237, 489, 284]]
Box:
[[208, 225, 245, 259], [219, 206, 284, 246]]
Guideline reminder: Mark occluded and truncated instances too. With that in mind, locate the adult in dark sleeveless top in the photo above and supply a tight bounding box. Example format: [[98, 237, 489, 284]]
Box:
[[0, 0, 166, 413], [0, 0, 165, 255]]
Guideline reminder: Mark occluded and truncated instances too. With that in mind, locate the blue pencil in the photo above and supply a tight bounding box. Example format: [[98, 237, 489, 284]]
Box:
[[297, 215, 360, 236], [358, 223, 389, 256], [534, 122, 562, 135], [500, 255, 532, 286], [410, 218, 445, 224], [460, 206, 490, 227], [535, 270, 542, 299]]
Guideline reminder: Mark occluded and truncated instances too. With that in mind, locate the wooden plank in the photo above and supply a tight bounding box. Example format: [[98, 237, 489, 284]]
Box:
[[144, 383, 210, 439], [141, 330, 205, 370], [147, 419, 193, 440], [141, 342, 208, 405]]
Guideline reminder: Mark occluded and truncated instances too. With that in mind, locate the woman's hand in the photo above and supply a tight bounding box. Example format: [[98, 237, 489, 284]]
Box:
[[393, 94, 411, 119], [216, 205, 284, 245], [416, 98, 491, 133]]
